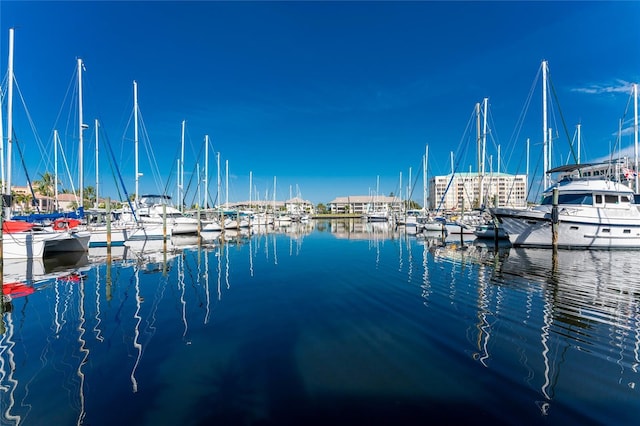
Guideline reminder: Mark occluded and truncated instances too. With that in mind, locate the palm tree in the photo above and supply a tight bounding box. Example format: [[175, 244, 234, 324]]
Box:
[[84, 185, 96, 207], [12, 191, 32, 213], [34, 171, 55, 197]]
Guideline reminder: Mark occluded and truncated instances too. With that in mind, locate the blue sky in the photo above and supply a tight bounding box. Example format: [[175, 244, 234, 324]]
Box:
[[1, 1, 639, 206]]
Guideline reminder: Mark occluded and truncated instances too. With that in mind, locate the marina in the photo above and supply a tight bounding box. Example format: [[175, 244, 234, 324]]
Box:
[[1, 219, 639, 425], [0, 3, 639, 424]]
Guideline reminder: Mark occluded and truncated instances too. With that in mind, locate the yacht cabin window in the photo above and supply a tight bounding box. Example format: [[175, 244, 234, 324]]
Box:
[[604, 194, 619, 204], [541, 193, 593, 205]]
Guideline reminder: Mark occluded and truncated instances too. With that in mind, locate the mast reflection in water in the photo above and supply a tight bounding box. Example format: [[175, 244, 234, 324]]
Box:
[[0, 219, 639, 425]]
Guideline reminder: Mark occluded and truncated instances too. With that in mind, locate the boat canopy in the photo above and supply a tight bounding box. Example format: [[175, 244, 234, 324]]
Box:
[[12, 207, 85, 223], [546, 163, 603, 174]]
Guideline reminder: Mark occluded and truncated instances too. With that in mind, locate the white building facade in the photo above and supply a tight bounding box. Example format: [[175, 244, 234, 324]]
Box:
[[429, 172, 528, 212], [328, 195, 403, 215]]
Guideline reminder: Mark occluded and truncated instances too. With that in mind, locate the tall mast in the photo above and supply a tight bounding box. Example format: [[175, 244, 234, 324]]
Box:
[[399, 171, 402, 209], [54, 130, 59, 211], [634, 83, 638, 192], [78, 58, 85, 208], [249, 171, 253, 210], [577, 123, 581, 165], [482, 98, 488, 176], [450, 151, 454, 175], [204, 135, 209, 208], [407, 168, 411, 205], [481, 97, 488, 207], [180, 120, 185, 211], [216, 152, 220, 208], [95, 119, 99, 208], [542, 60, 549, 188], [6, 28, 15, 216], [134, 80, 139, 205], [225, 159, 229, 207], [475, 102, 482, 207], [423, 145, 428, 210]]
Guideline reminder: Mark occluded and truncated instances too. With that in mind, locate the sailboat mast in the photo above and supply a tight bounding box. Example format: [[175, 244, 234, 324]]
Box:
[[180, 120, 185, 211], [634, 83, 638, 192], [450, 151, 454, 175], [481, 98, 488, 207], [54, 130, 59, 211], [6, 28, 15, 215], [225, 159, 229, 207], [399, 171, 402, 210], [475, 102, 482, 207], [482, 98, 488, 175], [423, 145, 428, 210], [249, 171, 252, 210], [216, 152, 220, 208], [134, 80, 139, 204], [542, 60, 549, 189], [407, 168, 411, 205], [95, 119, 99, 209], [78, 58, 85, 209], [204, 135, 209, 208]]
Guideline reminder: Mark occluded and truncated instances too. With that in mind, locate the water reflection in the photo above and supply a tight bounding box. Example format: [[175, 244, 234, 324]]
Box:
[[489, 248, 639, 416], [1, 226, 639, 424]]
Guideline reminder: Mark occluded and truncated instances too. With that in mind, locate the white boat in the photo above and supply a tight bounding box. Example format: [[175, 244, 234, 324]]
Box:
[[365, 207, 390, 222], [84, 221, 141, 247], [0, 32, 90, 259], [417, 215, 446, 232], [275, 214, 293, 224], [201, 217, 223, 232], [444, 219, 476, 235], [3, 223, 58, 259], [473, 222, 509, 240], [44, 229, 91, 254], [397, 209, 423, 227], [2, 220, 90, 259], [491, 167, 640, 249], [120, 194, 199, 238], [421, 220, 446, 232], [250, 212, 273, 226]]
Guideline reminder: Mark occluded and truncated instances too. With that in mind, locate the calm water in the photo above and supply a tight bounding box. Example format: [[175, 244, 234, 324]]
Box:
[[1, 219, 639, 425]]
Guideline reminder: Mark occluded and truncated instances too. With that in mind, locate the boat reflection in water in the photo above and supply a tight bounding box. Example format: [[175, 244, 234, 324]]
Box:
[[476, 247, 639, 420], [2, 251, 89, 305]]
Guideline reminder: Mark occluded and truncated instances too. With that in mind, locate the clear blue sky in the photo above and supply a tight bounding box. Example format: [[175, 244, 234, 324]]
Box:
[[1, 1, 639, 206]]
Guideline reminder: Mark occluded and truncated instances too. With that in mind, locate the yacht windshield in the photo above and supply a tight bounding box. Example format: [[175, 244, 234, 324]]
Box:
[[541, 193, 593, 205]]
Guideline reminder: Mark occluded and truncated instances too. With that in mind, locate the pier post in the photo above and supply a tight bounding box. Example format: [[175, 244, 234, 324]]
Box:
[[197, 203, 201, 238], [106, 197, 112, 247], [460, 198, 465, 247], [163, 203, 167, 252], [551, 187, 559, 248]]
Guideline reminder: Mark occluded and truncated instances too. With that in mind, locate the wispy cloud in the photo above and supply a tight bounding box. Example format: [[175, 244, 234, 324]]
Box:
[[571, 79, 634, 95], [594, 145, 635, 163]]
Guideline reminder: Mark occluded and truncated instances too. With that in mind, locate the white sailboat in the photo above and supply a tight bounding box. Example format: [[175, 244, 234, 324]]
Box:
[[1, 29, 90, 258], [120, 84, 198, 241], [365, 175, 390, 222]]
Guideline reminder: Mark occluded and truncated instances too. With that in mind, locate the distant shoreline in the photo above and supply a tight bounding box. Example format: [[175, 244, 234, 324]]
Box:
[[311, 213, 363, 219]]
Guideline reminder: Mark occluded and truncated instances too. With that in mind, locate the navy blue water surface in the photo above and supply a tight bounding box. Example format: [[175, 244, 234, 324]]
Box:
[[1, 219, 639, 425]]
